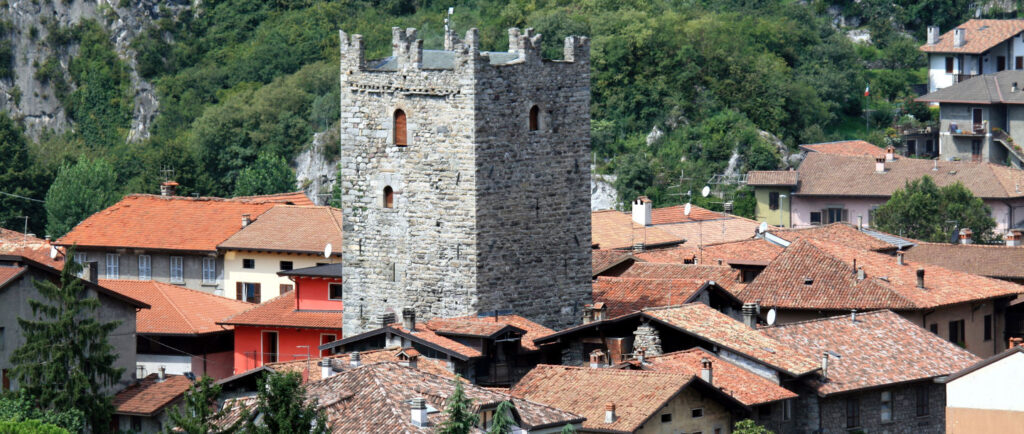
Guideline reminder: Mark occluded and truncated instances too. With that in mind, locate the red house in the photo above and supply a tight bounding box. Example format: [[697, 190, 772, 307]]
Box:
[[218, 263, 343, 374]]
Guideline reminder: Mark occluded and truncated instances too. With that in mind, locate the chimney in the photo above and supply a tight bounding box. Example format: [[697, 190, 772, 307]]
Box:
[[1014, 82, 1020, 93], [589, 350, 606, 368], [959, 228, 973, 244], [857, 215, 863, 229], [1007, 229, 1023, 247], [241, 214, 252, 228], [851, 309, 858, 322], [158, 366, 166, 382], [82, 261, 99, 284], [1009, 337, 1024, 348], [885, 146, 895, 162], [136, 365, 145, 380], [700, 358, 713, 385], [635, 347, 646, 364], [875, 157, 886, 173], [896, 251, 905, 265], [917, 268, 926, 288], [821, 353, 829, 381], [160, 181, 178, 197], [350, 351, 361, 368], [954, 28, 966, 47], [742, 303, 758, 329], [402, 307, 416, 331], [604, 402, 617, 424], [856, 267, 865, 281], [632, 196, 652, 226], [320, 359, 332, 379], [398, 349, 419, 369], [927, 26, 940, 45], [411, 397, 429, 428]]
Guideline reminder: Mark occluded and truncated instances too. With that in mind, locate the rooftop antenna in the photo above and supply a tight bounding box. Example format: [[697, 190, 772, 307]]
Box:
[[160, 166, 175, 182], [18, 216, 27, 244], [666, 169, 693, 203]]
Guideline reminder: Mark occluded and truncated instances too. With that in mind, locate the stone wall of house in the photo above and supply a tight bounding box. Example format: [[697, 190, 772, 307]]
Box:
[[339, 27, 592, 337], [818, 382, 946, 433]]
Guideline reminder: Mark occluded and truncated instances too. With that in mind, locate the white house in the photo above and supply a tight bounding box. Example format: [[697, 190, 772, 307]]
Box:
[[944, 345, 1024, 433], [921, 19, 1024, 93]]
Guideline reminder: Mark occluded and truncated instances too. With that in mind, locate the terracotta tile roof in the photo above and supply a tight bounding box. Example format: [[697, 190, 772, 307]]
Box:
[[649, 204, 725, 225], [741, 238, 1024, 310], [903, 242, 1024, 279], [217, 206, 342, 255], [747, 170, 799, 186], [291, 363, 583, 432], [614, 262, 745, 293], [656, 217, 764, 246], [0, 228, 64, 269], [0, 266, 26, 288], [636, 348, 797, 406], [230, 191, 315, 206], [591, 210, 685, 249], [642, 304, 820, 376], [593, 277, 716, 317], [57, 195, 283, 252], [799, 140, 884, 157], [113, 374, 193, 416], [100, 279, 251, 335], [592, 249, 636, 275], [265, 347, 455, 383], [218, 291, 343, 330], [635, 239, 783, 266], [761, 310, 980, 395], [786, 152, 1024, 199], [425, 315, 555, 352], [769, 223, 898, 252], [389, 322, 482, 358], [920, 19, 1024, 54]]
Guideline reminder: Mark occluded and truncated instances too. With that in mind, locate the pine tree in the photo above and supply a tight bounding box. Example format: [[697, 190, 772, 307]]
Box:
[[9, 247, 123, 430], [560, 424, 578, 434], [438, 376, 479, 434], [487, 400, 516, 434], [164, 375, 242, 434], [244, 371, 329, 434]]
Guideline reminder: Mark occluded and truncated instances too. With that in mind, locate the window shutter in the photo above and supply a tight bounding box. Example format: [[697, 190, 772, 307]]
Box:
[[394, 110, 407, 146], [280, 284, 293, 293], [236, 282, 243, 301], [254, 284, 261, 303], [820, 208, 827, 224]]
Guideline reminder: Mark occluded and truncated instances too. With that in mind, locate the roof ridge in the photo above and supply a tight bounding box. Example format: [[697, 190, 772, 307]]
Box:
[[530, 363, 695, 379], [764, 309, 893, 329], [153, 281, 200, 334]]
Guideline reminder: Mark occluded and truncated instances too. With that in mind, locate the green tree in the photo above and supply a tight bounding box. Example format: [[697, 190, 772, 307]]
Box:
[[10, 247, 123, 431], [44, 158, 120, 238], [487, 400, 516, 434], [0, 419, 69, 434], [233, 152, 295, 197], [243, 371, 328, 433], [438, 376, 479, 434], [872, 176, 997, 242], [0, 392, 85, 433], [164, 375, 242, 434], [0, 113, 45, 234], [559, 424, 578, 434], [733, 418, 774, 434]]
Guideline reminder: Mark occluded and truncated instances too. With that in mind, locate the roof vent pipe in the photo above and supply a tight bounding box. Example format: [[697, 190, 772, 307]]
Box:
[[954, 28, 966, 47], [158, 366, 166, 382], [927, 26, 940, 45], [917, 268, 926, 288], [742, 303, 758, 329], [896, 251, 905, 265], [851, 309, 857, 322], [605, 402, 617, 423]]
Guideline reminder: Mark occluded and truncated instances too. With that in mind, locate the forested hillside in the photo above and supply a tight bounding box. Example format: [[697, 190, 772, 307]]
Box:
[[0, 0, 1001, 236]]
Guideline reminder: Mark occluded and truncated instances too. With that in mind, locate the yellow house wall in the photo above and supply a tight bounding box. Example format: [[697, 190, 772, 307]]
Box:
[[900, 301, 1003, 358], [222, 251, 336, 302], [754, 187, 791, 228], [634, 386, 732, 434]]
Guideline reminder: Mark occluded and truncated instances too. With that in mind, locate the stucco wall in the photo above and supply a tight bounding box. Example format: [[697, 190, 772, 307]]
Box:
[[946, 407, 1024, 433], [754, 187, 792, 227], [928, 54, 956, 93], [294, 276, 344, 311], [634, 386, 733, 434], [232, 326, 341, 374], [947, 351, 1024, 411], [902, 300, 1003, 358], [223, 250, 331, 302], [791, 195, 1022, 233], [74, 249, 223, 295]]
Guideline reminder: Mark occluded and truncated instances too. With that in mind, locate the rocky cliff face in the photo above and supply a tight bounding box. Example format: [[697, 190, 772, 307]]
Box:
[[0, 0, 188, 141]]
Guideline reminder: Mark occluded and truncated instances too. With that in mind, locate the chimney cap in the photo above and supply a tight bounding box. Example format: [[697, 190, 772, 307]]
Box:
[[634, 196, 652, 203], [605, 402, 616, 411]]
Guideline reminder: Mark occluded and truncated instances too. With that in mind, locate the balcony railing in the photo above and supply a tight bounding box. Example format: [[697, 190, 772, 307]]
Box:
[[955, 73, 978, 83]]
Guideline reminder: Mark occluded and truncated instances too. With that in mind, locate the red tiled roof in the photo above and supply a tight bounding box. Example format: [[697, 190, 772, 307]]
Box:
[[635, 239, 783, 266], [741, 238, 1024, 310], [266, 347, 455, 383], [217, 206, 342, 255], [101, 279, 251, 335], [903, 242, 1024, 279], [761, 310, 980, 395], [113, 374, 193, 416], [423, 314, 554, 352], [746, 170, 799, 186], [230, 191, 315, 206], [637, 348, 797, 406], [649, 204, 725, 225], [57, 195, 284, 252], [389, 322, 482, 358], [799, 140, 884, 157], [920, 19, 1024, 54], [218, 291, 343, 330], [641, 304, 820, 376], [0, 266, 26, 288], [769, 223, 898, 252], [593, 277, 713, 317], [592, 249, 636, 276], [614, 262, 745, 294], [591, 210, 685, 249], [0, 228, 64, 269], [656, 217, 765, 247]]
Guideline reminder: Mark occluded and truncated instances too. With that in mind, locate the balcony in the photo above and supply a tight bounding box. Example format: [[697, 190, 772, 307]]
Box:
[[949, 122, 987, 137], [955, 73, 978, 83]]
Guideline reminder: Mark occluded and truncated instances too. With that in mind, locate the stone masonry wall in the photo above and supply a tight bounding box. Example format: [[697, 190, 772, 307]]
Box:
[[818, 382, 946, 433], [339, 27, 592, 336]]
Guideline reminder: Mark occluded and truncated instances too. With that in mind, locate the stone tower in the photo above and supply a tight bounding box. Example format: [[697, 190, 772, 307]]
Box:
[[338, 26, 592, 336]]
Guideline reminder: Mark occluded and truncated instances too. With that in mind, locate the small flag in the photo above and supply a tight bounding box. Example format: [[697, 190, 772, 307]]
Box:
[[864, 84, 870, 97]]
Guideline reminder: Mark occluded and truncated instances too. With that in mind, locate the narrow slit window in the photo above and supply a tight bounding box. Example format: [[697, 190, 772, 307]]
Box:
[[394, 109, 407, 146], [529, 105, 540, 131], [384, 186, 394, 208]]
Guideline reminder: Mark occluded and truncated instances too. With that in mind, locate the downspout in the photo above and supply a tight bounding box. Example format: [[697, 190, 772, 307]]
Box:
[[922, 309, 935, 330]]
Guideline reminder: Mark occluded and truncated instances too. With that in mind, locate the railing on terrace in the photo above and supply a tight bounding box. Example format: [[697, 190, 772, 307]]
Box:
[[955, 73, 978, 83]]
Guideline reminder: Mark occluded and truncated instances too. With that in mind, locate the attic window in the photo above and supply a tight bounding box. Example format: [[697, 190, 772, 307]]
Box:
[[803, 277, 813, 285]]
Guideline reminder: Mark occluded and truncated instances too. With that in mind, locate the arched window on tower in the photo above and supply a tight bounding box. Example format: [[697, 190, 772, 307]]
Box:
[[529, 105, 540, 131], [394, 109, 407, 146], [383, 186, 394, 208]]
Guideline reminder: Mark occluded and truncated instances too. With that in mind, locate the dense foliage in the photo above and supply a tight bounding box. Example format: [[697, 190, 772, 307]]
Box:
[[44, 158, 120, 238], [872, 176, 997, 242], [0, 419, 69, 434], [243, 371, 328, 433], [164, 376, 242, 434], [0, 393, 85, 433], [438, 376, 479, 434], [233, 152, 297, 196]]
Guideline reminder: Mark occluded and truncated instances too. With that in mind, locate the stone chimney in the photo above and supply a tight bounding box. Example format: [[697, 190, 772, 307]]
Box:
[[411, 397, 429, 427], [875, 157, 886, 173], [700, 358, 713, 385], [632, 196, 652, 226], [959, 228, 973, 244], [896, 251, 905, 265], [82, 261, 99, 284], [1007, 229, 1023, 247], [160, 181, 178, 197], [885, 146, 896, 162], [954, 28, 966, 47], [927, 26, 940, 45], [633, 323, 663, 356], [917, 268, 926, 288], [742, 303, 758, 329], [350, 351, 361, 368], [402, 307, 416, 331], [241, 214, 252, 228], [158, 366, 166, 382], [604, 402, 616, 423]]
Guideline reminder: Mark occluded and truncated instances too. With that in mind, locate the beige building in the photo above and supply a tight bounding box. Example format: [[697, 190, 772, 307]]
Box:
[[218, 206, 342, 303], [945, 345, 1024, 434]]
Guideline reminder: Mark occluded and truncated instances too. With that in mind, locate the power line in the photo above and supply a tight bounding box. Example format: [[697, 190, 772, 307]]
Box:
[[0, 191, 45, 203]]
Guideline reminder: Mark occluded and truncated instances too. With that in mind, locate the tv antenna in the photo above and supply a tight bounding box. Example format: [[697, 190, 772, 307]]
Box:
[[666, 169, 693, 203], [160, 166, 175, 182]]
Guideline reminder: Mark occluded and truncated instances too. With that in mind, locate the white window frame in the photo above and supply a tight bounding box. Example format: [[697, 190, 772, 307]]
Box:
[[105, 254, 119, 279], [202, 257, 216, 284], [138, 255, 152, 281], [73, 252, 87, 277], [170, 256, 184, 283]]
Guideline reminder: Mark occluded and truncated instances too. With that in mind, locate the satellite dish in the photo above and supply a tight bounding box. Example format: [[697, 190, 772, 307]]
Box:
[[758, 222, 769, 234], [324, 243, 333, 258], [49, 246, 58, 260], [701, 186, 711, 198], [766, 308, 777, 326], [684, 203, 692, 216]]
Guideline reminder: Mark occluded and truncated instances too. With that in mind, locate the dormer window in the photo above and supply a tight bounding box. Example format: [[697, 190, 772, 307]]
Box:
[[394, 109, 407, 146], [383, 186, 394, 208], [529, 105, 540, 131]]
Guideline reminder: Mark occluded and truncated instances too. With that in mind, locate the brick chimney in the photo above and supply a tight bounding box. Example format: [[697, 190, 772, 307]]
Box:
[[411, 397, 428, 427], [954, 28, 966, 47], [959, 228, 973, 244], [700, 358, 713, 385], [885, 146, 896, 162], [875, 157, 886, 173], [604, 402, 616, 423], [160, 181, 178, 197], [402, 307, 416, 331], [742, 303, 758, 329], [589, 350, 606, 368], [917, 268, 926, 288], [1008, 229, 1023, 247], [632, 196, 652, 226], [349, 351, 361, 367], [927, 26, 940, 45], [896, 251, 905, 265]]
